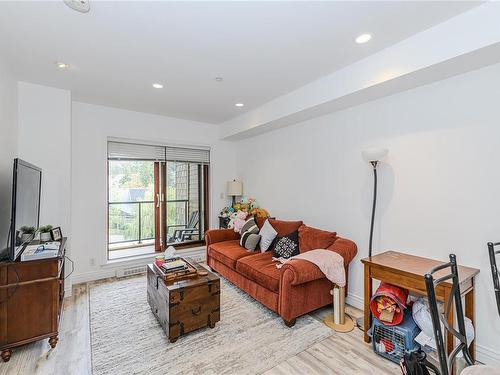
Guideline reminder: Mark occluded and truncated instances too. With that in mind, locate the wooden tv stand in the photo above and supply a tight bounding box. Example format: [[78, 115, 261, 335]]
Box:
[[0, 237, 67, 362]]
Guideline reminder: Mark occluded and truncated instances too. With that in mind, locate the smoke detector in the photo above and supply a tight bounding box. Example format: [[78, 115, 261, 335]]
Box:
[[64, 0, 90, 13]]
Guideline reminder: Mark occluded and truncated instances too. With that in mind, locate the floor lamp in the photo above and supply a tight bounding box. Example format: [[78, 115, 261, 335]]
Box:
[[356, 147, 388, 330]]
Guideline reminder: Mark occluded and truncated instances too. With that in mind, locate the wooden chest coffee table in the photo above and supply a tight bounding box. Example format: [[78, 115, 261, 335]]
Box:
[[147, 258, 220, 343]]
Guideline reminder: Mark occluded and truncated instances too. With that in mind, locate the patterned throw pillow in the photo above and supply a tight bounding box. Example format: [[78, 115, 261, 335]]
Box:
[[239, 217, 259, 237], [272, 230, 299, 259], [239, 217, 261, 251], [240, 232, 261, 251]]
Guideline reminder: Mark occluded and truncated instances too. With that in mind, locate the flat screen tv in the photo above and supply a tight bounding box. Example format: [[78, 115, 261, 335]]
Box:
[[9, 158, 42, 261]]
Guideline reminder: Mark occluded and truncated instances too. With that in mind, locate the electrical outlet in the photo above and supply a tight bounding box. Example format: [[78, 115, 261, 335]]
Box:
[[220, 192, 224, 199], [89, 258, 96, 266]]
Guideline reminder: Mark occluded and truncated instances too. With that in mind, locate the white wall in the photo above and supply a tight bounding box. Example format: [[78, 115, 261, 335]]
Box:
[[235, 63, 500, 364], [0, 58, 18, 249], [71, 102, 236, 281], [17, 82, 72, 239]]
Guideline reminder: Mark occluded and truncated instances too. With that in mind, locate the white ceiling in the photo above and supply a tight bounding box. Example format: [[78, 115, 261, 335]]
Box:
[[0, 1, 480, 124]]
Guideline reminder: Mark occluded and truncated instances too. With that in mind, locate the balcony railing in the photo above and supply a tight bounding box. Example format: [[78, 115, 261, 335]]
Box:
[[108, 198, 198, 249], [108, 201, 155, 246]]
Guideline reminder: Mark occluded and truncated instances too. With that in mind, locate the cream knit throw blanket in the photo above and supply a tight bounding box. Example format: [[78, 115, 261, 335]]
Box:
[[274, 249, 346, 287]]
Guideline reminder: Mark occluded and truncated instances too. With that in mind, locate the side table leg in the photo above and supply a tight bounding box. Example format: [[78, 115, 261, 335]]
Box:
[[49, 335, 59, 349], [1, 349, 12, 362], [364, 264, 372, 343], [465, 284, 476, 361]]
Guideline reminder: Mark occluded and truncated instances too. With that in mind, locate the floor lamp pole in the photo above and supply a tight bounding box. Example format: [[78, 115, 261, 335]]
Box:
[[368, 161, 378, 258], [356, 159, 380, 329]]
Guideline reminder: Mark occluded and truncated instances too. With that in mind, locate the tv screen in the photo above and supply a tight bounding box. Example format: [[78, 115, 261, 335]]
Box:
[[9, 158, 42, 261]]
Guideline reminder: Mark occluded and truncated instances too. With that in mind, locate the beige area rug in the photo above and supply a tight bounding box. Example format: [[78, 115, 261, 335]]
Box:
[[89, 275, 332, 375]]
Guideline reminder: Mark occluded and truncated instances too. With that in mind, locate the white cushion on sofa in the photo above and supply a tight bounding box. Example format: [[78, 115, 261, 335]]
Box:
[[259, 219, 277, 252]]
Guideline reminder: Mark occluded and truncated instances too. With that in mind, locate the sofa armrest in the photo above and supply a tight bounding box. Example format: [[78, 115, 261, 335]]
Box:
[[281, 260, 325, 286], [280, 237, 358, 286], [205, 229, 240, 246], [326, 237, 358, 265]]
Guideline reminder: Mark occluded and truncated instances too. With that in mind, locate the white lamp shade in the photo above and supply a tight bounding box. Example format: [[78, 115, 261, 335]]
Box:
[[362, 147, 388, 162], [226, 180, 243, 196]]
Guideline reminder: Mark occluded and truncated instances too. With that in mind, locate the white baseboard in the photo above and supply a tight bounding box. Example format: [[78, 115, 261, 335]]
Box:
[[71, 269, 117, 284], [346, 292, 364, 310], [477, 344, 500, 366], [71, 247, 206, 285]]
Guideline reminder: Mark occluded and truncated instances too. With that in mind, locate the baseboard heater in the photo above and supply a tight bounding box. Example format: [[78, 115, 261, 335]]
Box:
[[116, 265, 148, 278]]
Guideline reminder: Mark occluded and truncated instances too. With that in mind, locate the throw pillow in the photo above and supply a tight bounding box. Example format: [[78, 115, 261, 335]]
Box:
[[239, 217, 259, 236], [240, 232, 261, 251], [272, 230, 300, 259], [298, 224, 337, 253], [239, 217, 260, 250], [268, 219, 303, 237], [258, 219, 278, 252]]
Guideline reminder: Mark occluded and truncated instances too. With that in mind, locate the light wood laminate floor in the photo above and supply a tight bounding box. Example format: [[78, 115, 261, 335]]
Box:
[[0, 280, 398, 375]]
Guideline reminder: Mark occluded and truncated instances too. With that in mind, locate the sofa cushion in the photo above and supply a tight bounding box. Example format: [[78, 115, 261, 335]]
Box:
[[255, 216, 275, 229], [268, 219, 303, 237], [236, 252, 280, 292], [207, 240, 255, 269], [298, 224, 337, 253]]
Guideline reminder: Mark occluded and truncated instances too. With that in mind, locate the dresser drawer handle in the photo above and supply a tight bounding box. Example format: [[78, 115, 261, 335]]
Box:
[[191, 306, 201, 316]]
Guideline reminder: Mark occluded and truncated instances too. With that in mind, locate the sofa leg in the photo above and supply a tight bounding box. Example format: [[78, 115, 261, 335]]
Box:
[[283, 318, 296, 327]]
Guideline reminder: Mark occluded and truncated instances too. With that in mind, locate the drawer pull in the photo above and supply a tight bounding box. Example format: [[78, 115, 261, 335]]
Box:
[[191, 306, 201, 316]]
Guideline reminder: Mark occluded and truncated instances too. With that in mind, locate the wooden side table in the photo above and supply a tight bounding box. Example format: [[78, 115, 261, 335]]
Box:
[[361, 251, 480, 360]]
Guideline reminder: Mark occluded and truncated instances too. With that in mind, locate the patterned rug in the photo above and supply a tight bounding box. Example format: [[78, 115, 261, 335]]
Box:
[[89, 274, 332, 375]]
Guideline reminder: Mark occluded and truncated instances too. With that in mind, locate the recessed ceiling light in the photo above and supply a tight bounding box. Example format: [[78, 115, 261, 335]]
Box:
[[64, 0, 90, 13], [235, 103, 244, 107], [355, 33, 372, 44], [152, 83, 163, 89], [55, 62, 70, 69]]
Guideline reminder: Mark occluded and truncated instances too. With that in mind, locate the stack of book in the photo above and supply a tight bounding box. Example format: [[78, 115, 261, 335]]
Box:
[[161, 259, 187, 273]]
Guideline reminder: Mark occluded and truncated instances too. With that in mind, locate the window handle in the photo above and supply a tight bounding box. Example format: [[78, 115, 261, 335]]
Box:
[[156, 193, 160, 208]]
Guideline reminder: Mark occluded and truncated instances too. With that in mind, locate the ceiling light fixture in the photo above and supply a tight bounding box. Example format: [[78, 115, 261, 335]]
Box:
[[355, 33, 372, 44], [152, 83, 163, 89], [235, 103, 244, 107], [63, 0, 90, 13], [55, 62, 70, 69]]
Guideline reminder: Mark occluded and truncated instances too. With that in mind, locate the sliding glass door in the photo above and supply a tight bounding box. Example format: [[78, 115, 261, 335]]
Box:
[[107, 141, 209, 259]]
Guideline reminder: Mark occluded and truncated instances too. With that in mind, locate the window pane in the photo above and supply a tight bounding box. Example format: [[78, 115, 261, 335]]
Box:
[[167, 161, 201, 244], [108, 203, 139, 243], [108, 160, 155, 249], [108, 160, 154, 202]]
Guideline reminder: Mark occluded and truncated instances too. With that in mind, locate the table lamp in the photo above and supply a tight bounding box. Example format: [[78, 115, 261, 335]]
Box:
[[226, 180, 243, 206]]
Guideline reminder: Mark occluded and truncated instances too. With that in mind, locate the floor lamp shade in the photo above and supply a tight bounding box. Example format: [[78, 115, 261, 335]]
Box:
[[362, 147, 388, 163]]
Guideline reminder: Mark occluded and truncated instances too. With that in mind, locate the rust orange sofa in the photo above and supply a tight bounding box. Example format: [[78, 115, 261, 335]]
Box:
[[205, 219, 357, 326]]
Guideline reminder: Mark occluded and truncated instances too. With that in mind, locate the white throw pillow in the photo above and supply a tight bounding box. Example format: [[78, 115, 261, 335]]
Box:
[[258, 219, 278, 252]]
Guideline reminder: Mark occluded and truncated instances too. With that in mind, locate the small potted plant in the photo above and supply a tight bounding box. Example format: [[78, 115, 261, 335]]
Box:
[[20, 226, 36, 243], [38, 225, 53, 242]]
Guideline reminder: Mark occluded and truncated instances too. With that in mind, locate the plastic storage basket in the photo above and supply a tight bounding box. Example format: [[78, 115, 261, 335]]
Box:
[[372, 308, 421, 364]]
